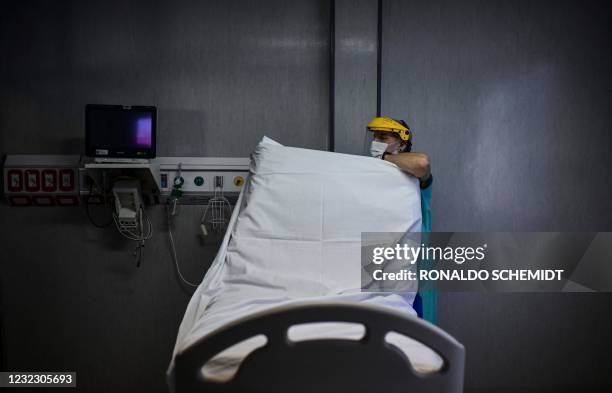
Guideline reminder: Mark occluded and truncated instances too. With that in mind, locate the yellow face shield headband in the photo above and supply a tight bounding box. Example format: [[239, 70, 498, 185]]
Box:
[[366, 117, 411, 141]]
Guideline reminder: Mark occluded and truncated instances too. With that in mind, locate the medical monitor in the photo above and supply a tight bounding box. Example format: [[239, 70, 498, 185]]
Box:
[[85, 104, 156, 159]]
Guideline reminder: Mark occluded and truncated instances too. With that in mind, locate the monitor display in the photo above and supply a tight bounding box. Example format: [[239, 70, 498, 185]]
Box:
[[85, 104, 156, 158]]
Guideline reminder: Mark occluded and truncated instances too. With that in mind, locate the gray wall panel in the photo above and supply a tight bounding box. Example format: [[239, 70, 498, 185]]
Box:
[[0, 0, 330, 156], [333, 0, 378, 154], [0, 204, 222, 392], [381, 0, 612, 232], [381, 0, 612, 391]]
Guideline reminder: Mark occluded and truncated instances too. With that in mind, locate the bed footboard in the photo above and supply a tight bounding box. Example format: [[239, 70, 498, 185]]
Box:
[[175, 301, 464, 393]]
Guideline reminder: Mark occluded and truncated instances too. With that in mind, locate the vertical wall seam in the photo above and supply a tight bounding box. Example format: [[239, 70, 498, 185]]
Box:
[[376, 0, 382, 116], [329, 0, 336, 152]]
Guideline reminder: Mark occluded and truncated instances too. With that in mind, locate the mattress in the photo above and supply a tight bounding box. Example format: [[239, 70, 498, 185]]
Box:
[[168, 137, 429, 386]]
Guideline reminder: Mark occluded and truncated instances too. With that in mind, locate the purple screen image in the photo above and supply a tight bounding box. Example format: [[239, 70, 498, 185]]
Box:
[[136, 117, 152, 147], [89, 109, 154, 150]]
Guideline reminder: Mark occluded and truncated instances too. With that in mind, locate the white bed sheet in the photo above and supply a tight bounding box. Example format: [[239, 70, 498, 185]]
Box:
[[168, 137, 431, 385]]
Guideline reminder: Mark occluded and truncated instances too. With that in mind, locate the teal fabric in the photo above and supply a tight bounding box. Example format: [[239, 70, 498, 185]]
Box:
[[419, 176, 437, 324], [420, 180, 432, 233]]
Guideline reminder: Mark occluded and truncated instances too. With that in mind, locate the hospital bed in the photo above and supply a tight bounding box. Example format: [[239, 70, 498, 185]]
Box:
[[169, 137, 464, 392]]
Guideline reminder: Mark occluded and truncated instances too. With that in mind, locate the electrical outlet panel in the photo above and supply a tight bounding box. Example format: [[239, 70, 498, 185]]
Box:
[[42, 169, 57, 192], [159, 171, 247, 193], [3, 155, 80, 206], [4, 155, 249, 206], [157, 157, 249, 204]]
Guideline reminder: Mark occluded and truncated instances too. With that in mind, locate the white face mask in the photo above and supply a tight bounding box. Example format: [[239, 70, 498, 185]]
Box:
[[370, 141, 388, 158], [370, 140, 401, 158]]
